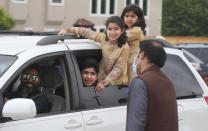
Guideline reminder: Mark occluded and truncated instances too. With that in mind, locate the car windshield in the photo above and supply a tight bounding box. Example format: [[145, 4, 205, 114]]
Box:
[[183, 48, 200, 57], [182, 49, 204, 64], [198, 48, 208, 64], [0, 55, 17, 77], [161, 54, 203, 98], [183, 48, 208, 64]]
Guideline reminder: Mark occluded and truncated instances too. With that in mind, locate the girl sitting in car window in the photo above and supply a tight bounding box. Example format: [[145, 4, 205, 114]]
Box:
[[58, 16, 129, 94], [121, 4, 146, 83]]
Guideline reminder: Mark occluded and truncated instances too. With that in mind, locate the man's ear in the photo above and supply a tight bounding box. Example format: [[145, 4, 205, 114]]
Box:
[[140, 51, 145, 60]]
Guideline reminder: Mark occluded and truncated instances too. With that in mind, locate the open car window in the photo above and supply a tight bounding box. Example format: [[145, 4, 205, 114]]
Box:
[[2, 55, 70, 119], [73, 49, 128, 110]]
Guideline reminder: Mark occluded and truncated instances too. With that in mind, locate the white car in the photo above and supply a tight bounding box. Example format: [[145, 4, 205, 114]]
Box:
[[0, 35, 208, 131]]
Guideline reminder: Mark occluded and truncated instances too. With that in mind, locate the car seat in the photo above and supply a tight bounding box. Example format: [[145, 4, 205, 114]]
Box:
[[39, 66, 65, 112], [39, 66, 64, 94], [46, 94, 65, 112]]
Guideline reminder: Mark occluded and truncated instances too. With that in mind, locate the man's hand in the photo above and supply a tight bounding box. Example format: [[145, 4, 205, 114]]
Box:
[[3, 97, 10, 103]]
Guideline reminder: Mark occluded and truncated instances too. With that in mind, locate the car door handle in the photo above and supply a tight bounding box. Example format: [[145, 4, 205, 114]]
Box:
[[64, 121, 82, 129], [86, 119, 103, 125]]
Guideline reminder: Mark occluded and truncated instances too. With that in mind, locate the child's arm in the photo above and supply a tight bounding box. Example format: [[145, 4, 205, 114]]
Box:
[[58, 27, 105, 43], [127, 27, 145, 42], [95, 44, 129, 94], [58, 27, 86, 37]]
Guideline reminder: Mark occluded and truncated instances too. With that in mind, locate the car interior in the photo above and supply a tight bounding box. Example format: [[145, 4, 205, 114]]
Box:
[[38, 59, 65, 112], [2, 57, 68, 114]]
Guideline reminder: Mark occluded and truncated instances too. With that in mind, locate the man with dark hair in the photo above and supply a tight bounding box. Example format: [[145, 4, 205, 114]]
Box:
[[4, 65, 50, 114], [126, 40, 178, 131], [80, 58, 99, 87]]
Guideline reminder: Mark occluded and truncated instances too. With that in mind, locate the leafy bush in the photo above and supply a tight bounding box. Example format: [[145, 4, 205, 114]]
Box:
[[162, 0, 208, 36], [0, 7, 15, 30]]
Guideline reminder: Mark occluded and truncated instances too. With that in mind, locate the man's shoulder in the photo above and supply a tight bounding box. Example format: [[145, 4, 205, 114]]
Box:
[[29, 90, 46, 99], [132, 77, 144, 83], [131, 77, 147, 88]]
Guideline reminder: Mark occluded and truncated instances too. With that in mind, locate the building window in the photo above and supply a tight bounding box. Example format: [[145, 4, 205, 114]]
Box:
[[135, 0, 139, 5], [12, 0, 27, 4], [143, 0, 148, 16], [90, 0, 117, 16], [109, 0, 115, 14], [92, 0, 97, 13], [93, 25, 106, 32], [101, 0, 106, 14], [50, 0, 64, 6], [124, 0, 148, 16]]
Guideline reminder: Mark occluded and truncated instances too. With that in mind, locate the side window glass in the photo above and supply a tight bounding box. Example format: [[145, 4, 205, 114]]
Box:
[[98, 85, 128, 106], [80, 85, 128, 109], [161, 54, 203, 98]]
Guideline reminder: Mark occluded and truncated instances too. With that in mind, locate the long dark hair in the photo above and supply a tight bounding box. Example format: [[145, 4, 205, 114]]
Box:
[[105, 16, 127, 48], [121, 4, 146, 31]]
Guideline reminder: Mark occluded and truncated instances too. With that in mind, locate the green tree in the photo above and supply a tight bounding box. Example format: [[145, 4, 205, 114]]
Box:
[[0, 7, 15, 30], [162, 0, 208, 36]]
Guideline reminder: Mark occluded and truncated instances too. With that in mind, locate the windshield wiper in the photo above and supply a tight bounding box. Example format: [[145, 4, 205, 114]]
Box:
[[177, 91, 202, 99]]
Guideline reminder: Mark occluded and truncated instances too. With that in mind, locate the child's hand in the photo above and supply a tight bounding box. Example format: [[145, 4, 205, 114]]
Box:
[[95, 82, 105, 94], [58, 29, 68, 36], [95, 80, 109, 94]]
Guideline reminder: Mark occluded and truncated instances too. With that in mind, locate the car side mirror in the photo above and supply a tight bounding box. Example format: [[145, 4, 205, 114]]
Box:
[[2, 98, 37, 120]]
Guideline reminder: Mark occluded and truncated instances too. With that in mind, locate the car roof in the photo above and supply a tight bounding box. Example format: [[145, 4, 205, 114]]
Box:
[[0, 35, 179, 56], [0, 36, 47, 55], [64, 39, 101, 50], [0, 35, 101, 55]]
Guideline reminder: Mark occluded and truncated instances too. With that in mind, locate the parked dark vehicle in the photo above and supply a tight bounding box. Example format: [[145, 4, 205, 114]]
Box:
[[175, 43, 208, 64], [175, 43, 208, 74]]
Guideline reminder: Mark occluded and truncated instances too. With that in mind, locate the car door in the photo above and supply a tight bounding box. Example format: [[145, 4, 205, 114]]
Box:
[[161, 52, 208, 131], [0, 50, 84, 131], [70, 49, 127, 131], [82, 106, 126, 131], [79, 86, 127, 131], [0, 113, 84, 131]]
